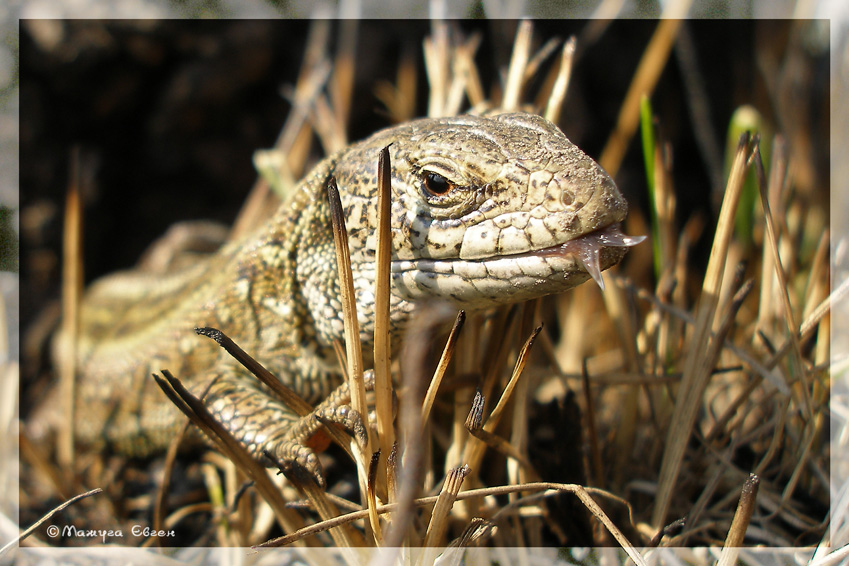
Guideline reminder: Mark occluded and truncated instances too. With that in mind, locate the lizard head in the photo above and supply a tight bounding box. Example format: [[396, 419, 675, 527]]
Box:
[[334, 111, 644, 308]]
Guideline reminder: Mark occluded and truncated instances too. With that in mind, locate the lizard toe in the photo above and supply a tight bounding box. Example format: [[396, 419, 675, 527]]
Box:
[[270, 440, 327, 488], [316, 404, 368, 447]]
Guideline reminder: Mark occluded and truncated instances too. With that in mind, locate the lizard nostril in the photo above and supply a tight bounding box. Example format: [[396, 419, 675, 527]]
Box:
[[548, 171, 574, 208]]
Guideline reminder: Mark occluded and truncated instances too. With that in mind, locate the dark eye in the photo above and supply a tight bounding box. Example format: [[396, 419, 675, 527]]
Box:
[[423, 172, 455, 196]]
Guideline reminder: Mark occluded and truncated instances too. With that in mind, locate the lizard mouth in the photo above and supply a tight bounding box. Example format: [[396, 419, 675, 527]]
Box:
[[521, 223, 645, 290], [389, 223, 645, 304]]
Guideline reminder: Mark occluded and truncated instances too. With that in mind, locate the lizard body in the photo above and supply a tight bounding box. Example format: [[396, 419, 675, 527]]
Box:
[[53, 111, 642, 473]]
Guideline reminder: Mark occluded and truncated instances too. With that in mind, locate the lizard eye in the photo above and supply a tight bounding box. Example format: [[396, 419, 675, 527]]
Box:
[[422, 171, 456, 196]]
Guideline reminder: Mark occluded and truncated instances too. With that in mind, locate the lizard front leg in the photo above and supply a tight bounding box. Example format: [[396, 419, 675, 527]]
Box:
[[198, 365, 369, 486]]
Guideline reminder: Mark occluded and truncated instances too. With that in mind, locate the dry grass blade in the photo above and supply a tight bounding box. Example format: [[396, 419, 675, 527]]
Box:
[[708, 276, 755, 371], [624, 277, 790, 393], [581, 359, 605, 488], [544, 36, 576, 124], [0, 488, 102, 558], [194, 327, 311, 415], [326, 176, 373, 466], [387, 442, 399, 506], [420, 465, 471, 552], [327, 173, 381, 549], [299, 475, 367, 553], [718, 474, 760, 565], [152, 371, 314, 544], [803, 229, 830, 323], [257, 481, 643, 560], [373, 145, 395, 495], [465, 400, 534, 471], [153, 377, 216, 541], [754, 145, 812, 419], [755, 136, 787, 336], [310, 92, 347, 156], [329, 19, 357, 145], [653, 138, 678, 272], [502, 20, 532, 111], [463, 325, 542, 480], [488, 485, 643, 562], [424, 20, 449, 117], [475, 305, 520, 402], [754, 145, 824, 523], [504, 307, 539, 511], [485, 324, 542, 427], [652, 133, 752, 528], [421, 310, 465, 429], [374, 43, 418, 123], [450, 517, 494, 548], [464, 388, 484, 432], [456, 33, 484, 109], [768, 275, 847, 370], [811, 547, 849, 566], [444, 310, 484, 477], [367, 450, 382, 542], [599, 16, 687, 176], [444, 52, 470, 119], [524, 36, 561, 85], [58, 148, 84, 476], [384, 302, 456, 550]]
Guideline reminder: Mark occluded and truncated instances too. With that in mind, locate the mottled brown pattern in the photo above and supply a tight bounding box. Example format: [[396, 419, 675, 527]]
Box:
[[54, 111, 636, 477]]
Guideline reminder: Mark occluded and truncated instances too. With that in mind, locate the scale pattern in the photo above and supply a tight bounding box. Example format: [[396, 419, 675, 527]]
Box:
[[53, 112, 636, 472]]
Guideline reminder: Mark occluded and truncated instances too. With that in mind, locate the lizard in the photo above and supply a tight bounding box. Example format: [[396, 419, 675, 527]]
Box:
[[50, 111, 643, 485]]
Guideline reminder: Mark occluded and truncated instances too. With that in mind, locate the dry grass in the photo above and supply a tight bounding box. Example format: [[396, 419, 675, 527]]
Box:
[[16, 17, 834, 565], [175, 20, 830, 556]]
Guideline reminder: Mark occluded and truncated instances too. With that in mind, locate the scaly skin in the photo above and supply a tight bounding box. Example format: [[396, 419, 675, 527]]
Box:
[[53, 111, 640, 479]]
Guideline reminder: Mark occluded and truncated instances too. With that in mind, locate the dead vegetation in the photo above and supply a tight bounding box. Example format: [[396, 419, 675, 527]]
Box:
[[15, 17, 835, 565]]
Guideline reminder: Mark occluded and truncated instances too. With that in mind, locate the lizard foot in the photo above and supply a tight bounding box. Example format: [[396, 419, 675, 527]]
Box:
[[266, 402, 368, 488], [265, 440, 327, 488], [315, 403, 368, 447]]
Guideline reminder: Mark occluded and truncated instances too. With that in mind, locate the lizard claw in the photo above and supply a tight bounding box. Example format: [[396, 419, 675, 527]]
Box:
[[266, 442, 327, 488], [262, 403, 367, 489], [316, 404, 368, 447]]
